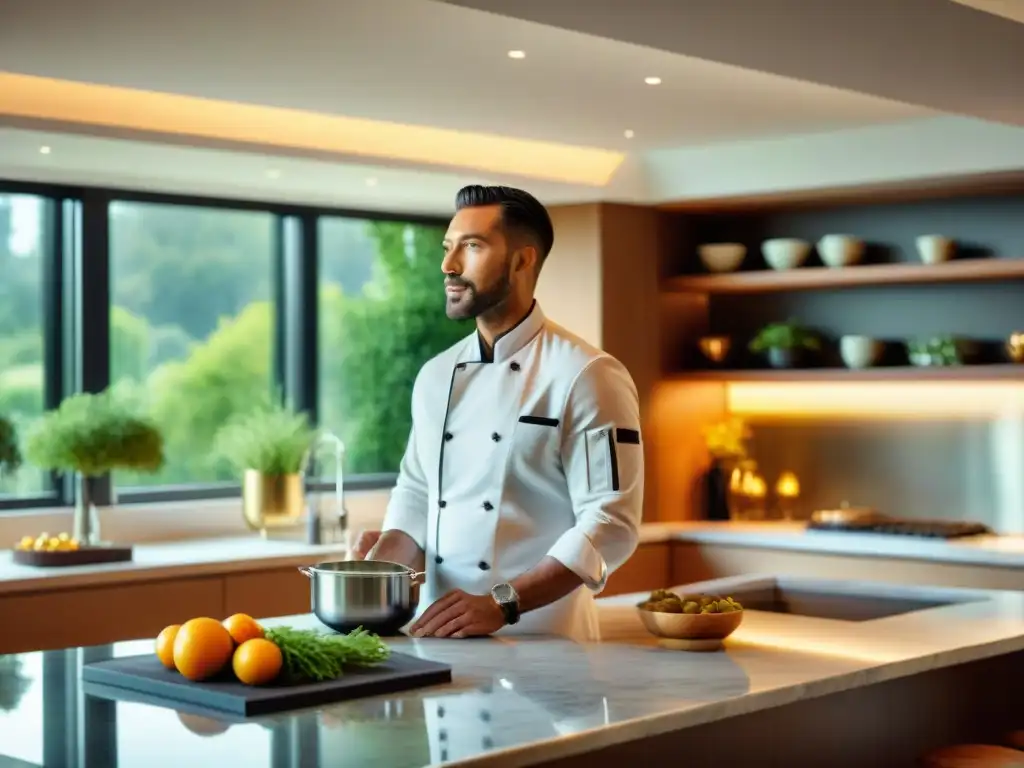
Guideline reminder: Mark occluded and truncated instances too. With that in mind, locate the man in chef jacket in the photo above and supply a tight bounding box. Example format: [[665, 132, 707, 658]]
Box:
[[362, 184, 644, 642]]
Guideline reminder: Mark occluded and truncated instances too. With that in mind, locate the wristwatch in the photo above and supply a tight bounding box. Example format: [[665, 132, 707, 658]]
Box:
[[490, 582, 520, 625]]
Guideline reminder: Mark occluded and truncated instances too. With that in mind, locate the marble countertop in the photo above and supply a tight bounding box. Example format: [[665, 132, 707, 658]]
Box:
[[1, 574, 1021, 767], [642, 521, 1024, 568], [0, 535, 351, 595]]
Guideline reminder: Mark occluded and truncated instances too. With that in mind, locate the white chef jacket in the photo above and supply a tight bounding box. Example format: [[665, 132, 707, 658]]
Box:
[[381, 301, 644, 642]]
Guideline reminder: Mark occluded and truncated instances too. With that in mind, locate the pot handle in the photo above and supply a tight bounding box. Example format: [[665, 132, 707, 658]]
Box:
[[297, 566, 314, 579], [408, 570, 426, 585]]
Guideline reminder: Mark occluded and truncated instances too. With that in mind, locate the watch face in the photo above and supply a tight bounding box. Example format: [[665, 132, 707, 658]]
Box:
[[492, 583, 515, 603]]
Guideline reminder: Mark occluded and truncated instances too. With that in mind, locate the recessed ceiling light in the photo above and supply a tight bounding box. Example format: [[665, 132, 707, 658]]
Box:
[[624, 129, 635, 139], [507, 50, 526, 59], [366, 177, 378, 187], [644, 76, 662, 86], [265, 169, 281, 179], [39, 146, 51, 155]]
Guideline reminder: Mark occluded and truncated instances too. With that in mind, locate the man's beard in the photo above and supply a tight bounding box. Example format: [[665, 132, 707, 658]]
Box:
[[444, 272, 511, 320]]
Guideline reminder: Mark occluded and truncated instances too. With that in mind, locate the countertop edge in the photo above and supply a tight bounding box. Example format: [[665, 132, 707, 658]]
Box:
[[0, 544, 349, 596], [641, 525, 1024, 569]]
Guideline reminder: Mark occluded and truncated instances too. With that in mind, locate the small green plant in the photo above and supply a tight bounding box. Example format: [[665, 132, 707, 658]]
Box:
[[24, 390, 164, 477], [906, 335, 960, 366], [0, 416, 21, 477], [748, 321, 821, 353], [214, 402, 319, 476]]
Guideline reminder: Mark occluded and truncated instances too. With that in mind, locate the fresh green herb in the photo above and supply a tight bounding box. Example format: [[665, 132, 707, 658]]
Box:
[[264, 626, 390, 682], [906, 335, 961, 366], [213, 401, 319, 476]]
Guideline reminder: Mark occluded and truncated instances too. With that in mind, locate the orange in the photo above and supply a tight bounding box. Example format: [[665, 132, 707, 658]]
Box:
[[155, 624, 181, 670], [232, 638, 283, 686], [222, 613, 264, 646], [172, 617, 235, 682]]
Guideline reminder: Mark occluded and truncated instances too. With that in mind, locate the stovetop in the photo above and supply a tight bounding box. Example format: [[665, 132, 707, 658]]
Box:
[[807, 519, 993, 539]]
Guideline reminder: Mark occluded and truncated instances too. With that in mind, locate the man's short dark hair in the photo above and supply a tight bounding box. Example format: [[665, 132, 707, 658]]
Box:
[[454, 185, 555, 263]]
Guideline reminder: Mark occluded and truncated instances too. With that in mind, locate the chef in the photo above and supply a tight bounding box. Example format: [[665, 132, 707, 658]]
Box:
[[363, 184, 644, 643]]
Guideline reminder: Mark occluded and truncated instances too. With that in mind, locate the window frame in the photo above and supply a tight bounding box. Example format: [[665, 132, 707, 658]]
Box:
[[0, 178, 449, 509]]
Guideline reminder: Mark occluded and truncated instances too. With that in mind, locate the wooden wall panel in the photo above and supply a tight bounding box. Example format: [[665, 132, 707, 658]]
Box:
[[224, 567, 311, 620]]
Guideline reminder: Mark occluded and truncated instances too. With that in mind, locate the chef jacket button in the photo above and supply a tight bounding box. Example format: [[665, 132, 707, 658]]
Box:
[[438, 499, 447, 508], [509, 361, 520, 371], [439, 729, 448, 741], [480, 710, 491, 722], [483, 737, 494, 749], [491, 432, 501, 442], [482, 501, 493, 511], [444, 431, 453, 441], [478, 561, 490, 571], [441, 749, 448, 762], [435, 555, 444, 564], [438, 706, 446, 718]]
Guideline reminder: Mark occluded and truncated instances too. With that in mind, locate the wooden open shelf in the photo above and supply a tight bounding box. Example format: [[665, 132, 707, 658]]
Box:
[[663, 258, 1024, 295], [669, 364, 1024, 382]]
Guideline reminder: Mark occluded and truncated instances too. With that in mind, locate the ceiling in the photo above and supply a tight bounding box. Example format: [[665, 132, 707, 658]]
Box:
[[0, 0, 1020, 213], [440, 0, 1024, 126]]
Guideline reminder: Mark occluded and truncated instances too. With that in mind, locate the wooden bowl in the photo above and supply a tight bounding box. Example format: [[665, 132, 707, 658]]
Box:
[[637, 604, 744, 651]]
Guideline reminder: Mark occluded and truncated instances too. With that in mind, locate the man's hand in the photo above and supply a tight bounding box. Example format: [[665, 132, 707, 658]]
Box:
[[352, 530, 382, 560], [409, 589, 505, 639]]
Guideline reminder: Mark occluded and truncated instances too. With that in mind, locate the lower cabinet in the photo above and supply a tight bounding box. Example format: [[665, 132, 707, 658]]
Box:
[[224, 567, 311, 619], [0, 576, 224, 655], [603, 542, 672, 597]]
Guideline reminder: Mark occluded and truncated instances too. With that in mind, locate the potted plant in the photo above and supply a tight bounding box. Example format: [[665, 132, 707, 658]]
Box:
[[24, 390, 164, 545], [0, 415, 21, 479], [214, 402, 319, 533], [906, 335, 961, 367], [748, 320, 821, 369]]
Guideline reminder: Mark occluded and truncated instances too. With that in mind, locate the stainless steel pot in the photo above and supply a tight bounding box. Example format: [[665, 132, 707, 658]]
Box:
[[298, 560, 424, 636]]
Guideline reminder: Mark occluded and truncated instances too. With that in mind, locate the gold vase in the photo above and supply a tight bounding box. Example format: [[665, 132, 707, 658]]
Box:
[[242, 470, 304, 532]]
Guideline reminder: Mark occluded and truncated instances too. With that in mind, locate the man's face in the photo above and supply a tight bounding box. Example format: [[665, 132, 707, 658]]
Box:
[[441, 205, 513, 320]]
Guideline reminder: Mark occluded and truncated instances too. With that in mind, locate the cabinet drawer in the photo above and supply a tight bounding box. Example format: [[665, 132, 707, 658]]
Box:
[[223, 567, 311, 620], [0, 576, 224, 655]]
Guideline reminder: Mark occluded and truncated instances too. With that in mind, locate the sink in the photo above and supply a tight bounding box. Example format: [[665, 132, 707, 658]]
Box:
[[722, 577, 976, 622]]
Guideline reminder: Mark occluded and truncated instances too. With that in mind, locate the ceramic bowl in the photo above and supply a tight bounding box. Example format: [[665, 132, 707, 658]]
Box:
[[698, 335, 731, 364], [1007, 332, 1024, 364], [817, 235, 865, 268], [762, 238, 811, 271], [839, 335, 883, 369], [637, 604, 744, 644], [698, 243, 746, 273], [915, 235, 955, 264]]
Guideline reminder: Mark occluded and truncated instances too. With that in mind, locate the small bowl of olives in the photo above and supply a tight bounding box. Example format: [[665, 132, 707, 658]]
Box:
[[636, 589, 744, 650]]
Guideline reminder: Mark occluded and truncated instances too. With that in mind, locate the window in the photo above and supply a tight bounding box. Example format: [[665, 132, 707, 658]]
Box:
[[317, 217, 471, 477], [0, 193, 54, 499], [108, 201, 276, 488]]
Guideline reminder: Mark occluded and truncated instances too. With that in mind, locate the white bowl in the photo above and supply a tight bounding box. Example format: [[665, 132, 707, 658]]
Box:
[[761, 238, 811, 271], [840, 335, 883, 369], [916, 235, 954, 264], [817, 235, 864, 268], [698, 243, 746, 273]]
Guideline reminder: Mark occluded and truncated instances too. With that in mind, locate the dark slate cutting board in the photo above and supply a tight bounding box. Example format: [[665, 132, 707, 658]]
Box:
[[80, 650, 452, 717]]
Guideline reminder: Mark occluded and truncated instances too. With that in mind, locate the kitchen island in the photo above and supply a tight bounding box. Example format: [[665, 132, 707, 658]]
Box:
[[0, 574, 1022, 768]]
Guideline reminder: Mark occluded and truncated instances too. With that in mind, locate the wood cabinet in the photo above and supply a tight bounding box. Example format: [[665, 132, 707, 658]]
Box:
[[602, 542, 671, 597]]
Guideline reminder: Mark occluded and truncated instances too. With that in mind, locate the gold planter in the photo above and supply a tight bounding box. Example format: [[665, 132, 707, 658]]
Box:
[[242, 470, 304, 532]]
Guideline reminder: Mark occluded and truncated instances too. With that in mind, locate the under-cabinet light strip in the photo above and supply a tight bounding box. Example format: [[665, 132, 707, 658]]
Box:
[[727, 382, 1024, 420]]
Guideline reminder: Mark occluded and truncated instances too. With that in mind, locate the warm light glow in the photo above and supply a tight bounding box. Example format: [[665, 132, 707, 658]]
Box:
[[507, 50, 526, 59], [644, 76, 662, 85], [728, 382, 1024, 420], [776, 471, 800, 498], [0, 72, 625, 186], [624, 129, 635, 139], [39, 145, 51, 155]]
